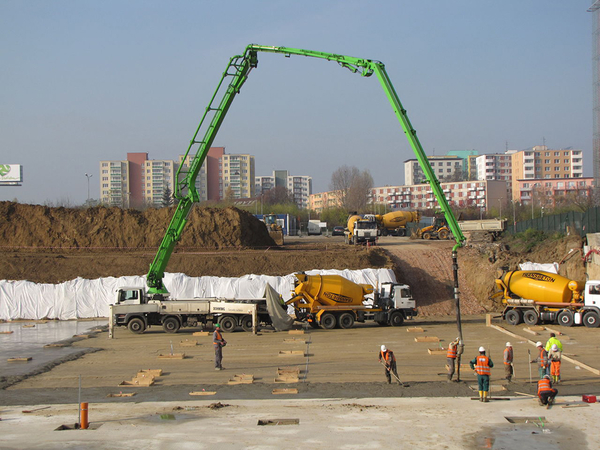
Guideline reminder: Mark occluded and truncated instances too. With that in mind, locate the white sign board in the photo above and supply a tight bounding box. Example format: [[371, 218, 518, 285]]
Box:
[[0, 164, 23, 183]]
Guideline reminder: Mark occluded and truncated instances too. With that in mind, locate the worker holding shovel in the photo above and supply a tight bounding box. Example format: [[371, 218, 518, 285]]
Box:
[[379, 345, 401, 385]]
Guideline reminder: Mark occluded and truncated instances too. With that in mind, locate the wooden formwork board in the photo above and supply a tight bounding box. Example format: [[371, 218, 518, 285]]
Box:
[[107, 392, 136, 398], [407, 327, 424, 333], [192, 331, 210, 336], [228, 374, 254, 385], [189, 391, 217, 396], [277, 366, 300, 375], [22, 324, 35, 328], [275, 376, 299, 383], [179, 339, 199, 347], [468, 384, 506, 392], [415, 336, 440, 343], [7, 357, 32, 362], [158, 353, 186, 359], [283, 338, 307, 344], [278, 350, 306, 357], [272, 388, 298, 395], [0, 331, 14, 334], [427, 348, 446, 355], [288, 330, 305, 335], [119, 379, 154, 387], [523, 328, 539, 336], [138, 369, 163, 377]]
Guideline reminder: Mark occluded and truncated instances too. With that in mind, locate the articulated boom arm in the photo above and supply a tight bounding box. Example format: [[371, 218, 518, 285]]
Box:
[[146, 44, 465, 293]]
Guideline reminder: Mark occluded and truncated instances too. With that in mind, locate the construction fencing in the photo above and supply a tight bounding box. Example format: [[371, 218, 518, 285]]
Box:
[[505, 206, 600, 236]]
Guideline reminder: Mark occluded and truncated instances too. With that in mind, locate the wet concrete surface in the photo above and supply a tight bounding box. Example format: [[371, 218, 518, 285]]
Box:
[[0, 319, 107, 378]]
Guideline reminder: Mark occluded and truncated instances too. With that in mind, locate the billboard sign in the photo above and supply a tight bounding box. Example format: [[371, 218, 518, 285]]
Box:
[[0, 164, 23, 184]]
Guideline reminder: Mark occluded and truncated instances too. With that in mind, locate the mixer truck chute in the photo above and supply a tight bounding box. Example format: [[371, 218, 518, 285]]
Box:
[[495, 270, 600, 328], [286, 273, 416, 329]]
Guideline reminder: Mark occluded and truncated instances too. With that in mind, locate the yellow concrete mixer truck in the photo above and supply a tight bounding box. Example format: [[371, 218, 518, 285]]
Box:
[[285, 273, 416, 329], [495, 269, 600, 328], [373, 211, 421, 236]]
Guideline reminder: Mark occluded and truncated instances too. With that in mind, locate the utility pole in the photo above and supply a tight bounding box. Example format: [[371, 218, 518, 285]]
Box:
[[85, 173, 93, 205], [498, 198, 502, 219]]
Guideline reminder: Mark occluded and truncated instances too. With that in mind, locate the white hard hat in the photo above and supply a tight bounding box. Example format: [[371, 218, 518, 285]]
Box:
[[551, 344, 558, 351], [381, 345, 387, 352], [536, 341, 543, 347], [506, 342, 511, 347], [478, 346, 485, 352]]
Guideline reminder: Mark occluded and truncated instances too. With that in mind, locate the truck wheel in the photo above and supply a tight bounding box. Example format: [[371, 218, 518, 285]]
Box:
[[557, 310, 574, 327], [319, 313, 337, 329], [338, 313, 355, 329], [240, 315, 255, 332], [422, 232, 432, 240], [127, 317, 146, 334], [505, 309, 522, 326], [162, 317, 180, 333], [583, 311, 600, 328], [523, 310, 539, 326], [219, 315, 238, 332], [438, 229, 449, 240], [389, 312, 404, 327]]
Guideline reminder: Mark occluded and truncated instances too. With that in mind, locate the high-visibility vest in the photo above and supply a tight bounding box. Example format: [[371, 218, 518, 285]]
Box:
[[213, 330, 222, 345], [537, 378, 553, 395], [475, 355, 491, 376], [504, 347, 513, 365], [539, 348, 548, 367], [380, 350, 395, 363], [447, 344, 457, 359]]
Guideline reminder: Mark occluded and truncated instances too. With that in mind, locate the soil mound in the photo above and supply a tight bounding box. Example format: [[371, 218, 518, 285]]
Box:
[[0, 202, 275, 250]]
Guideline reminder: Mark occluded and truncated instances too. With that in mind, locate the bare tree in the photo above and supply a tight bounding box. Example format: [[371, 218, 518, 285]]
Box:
[[330, 165, 373, 212]]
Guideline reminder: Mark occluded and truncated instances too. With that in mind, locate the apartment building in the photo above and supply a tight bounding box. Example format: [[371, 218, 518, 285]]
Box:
[[510, 145, 583, 202], [255, 170, 312, 209], [515, 177, 594, 206], [99, 159, 132, 207], [142, 159, 176, 206], [404, 155, 464, 185], [221, 153, 255, 200], [308, 190, 342, 213]]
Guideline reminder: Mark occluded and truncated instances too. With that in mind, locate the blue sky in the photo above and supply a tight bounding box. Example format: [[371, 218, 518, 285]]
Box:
[[0, 0, 594, 205]]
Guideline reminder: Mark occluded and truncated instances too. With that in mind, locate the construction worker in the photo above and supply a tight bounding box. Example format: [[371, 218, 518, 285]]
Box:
[[548, 343, 562, 383], [544, 332, 563, 353], [530, 341, 549, 379], [213, 323, 227, 370], [446, 337, 460, 382], [537, 374, 558, 406], [470, 346, 493, 402], [503, 342, 514, 382], [379, 345, 400, 385]]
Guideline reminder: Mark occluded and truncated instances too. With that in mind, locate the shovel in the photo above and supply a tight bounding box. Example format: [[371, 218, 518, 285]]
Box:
[[379, 361, 409, 387], [22, 406, 50, 414]]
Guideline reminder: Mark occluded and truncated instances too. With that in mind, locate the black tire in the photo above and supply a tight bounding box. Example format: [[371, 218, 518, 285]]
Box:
[[320, 313, 337, 330], [338, 312, 355, 329], [505, 309, 522, 326], [162, 316, 180, 334], [127, 317, 146, 334], [557, 310, 574, 327], [583, 311, 600, 328], [438, 229, 449, 240], [523, 309, 540, 326], [422, 232, 432, 240], [389, 311, 405, 327], [240, 315, 254, 332], [219, 315, 237, 333]]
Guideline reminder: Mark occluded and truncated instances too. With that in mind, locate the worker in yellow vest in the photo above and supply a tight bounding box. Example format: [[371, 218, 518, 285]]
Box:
[[470, 346, 493, 402]]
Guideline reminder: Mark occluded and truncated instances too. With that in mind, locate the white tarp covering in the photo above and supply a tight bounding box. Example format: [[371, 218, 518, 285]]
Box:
[[518, 262, 559, 274], [0, 268, 396, 320]]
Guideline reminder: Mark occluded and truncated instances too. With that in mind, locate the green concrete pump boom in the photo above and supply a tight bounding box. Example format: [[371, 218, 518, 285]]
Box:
[[146, 44, 466, 294]]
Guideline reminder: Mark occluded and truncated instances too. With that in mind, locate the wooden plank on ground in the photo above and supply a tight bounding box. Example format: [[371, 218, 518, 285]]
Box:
[[275, 375, 299, 383], [7, 357, 32, 362], [407, 327, 424, 333], [272, 388, 298, 395], [428, 348, 446, 355], [189, 391, 217, 396], [288, 330, 305, 335], [158, 353, 186, 359], [278, 350, 305, 356], [138, 369, 163, 377], [118, 379, 154, 387], [192, 331, 210, 336], [0, 331, 14, 334], [523, 328, 539, 336], [283, 338, 307, 343], [106, 393, 136, 397], [179, 339, 199, 347], [277, 367, 300, 375], [228, 374, 254, 385], [415, 336, 440, 343]]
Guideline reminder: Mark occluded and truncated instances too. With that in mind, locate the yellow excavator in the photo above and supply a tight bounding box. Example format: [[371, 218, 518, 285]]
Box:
[[264, 214, 284, 245], [416, 215, 451, 240]]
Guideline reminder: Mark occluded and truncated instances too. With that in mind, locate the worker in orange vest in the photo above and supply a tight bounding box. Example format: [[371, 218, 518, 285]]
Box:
[[537, 374, 558, 406], [470, 346, 493, 402], [379, 345, 400, 385], [503, 342, 514, 382], [446, 337, 460, 382], [213, 323, 227, 370], [530, 341, 549, 379]]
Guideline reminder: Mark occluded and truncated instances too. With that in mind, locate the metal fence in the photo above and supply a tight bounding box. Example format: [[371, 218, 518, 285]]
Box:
[[505, 207, 600, 236]]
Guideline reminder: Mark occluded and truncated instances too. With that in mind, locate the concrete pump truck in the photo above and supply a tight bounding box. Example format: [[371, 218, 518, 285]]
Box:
[[110, 44, 467, 336]]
